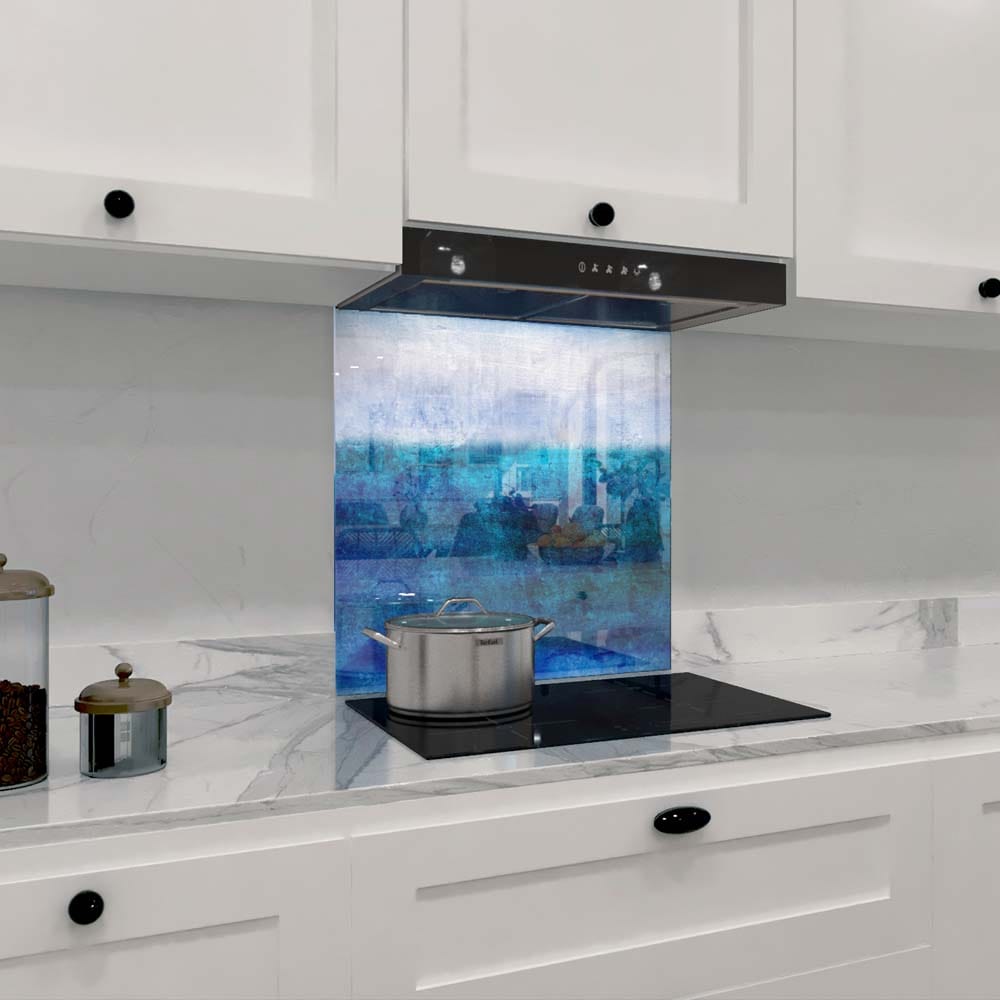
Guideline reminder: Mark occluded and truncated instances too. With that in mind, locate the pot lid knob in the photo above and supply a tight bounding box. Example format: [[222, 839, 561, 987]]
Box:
[[115, 663, 134, 684]]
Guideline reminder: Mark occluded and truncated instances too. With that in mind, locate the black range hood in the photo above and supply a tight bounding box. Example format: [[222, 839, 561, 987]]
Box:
[[339, 227, 786, 332]]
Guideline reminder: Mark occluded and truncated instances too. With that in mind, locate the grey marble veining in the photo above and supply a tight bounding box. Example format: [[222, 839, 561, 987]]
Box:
[[4, 634, 1000, 848], [671, 597, 959, 665]]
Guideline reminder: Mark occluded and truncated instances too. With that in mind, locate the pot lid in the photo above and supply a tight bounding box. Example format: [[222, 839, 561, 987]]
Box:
[[0, 554, 54, 602], [388, 597, 536, 632], [75, 663, 172, 715]]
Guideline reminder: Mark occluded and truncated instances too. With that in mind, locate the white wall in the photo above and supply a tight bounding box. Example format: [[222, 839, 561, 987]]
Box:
[[3, 283, 1000, 646], [0, 286, 333, 646], [672, 329, 1000, 610]]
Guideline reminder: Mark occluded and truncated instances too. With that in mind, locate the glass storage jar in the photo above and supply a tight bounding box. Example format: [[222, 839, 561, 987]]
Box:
[[75, 663, 171, 778], [0, 553, 53, 790]]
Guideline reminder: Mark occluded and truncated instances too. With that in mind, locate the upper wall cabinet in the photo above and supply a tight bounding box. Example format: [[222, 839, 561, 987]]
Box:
[[797, 2, 1000, 315], [406, 1, 793, 258], [0, 1, 402, 264]]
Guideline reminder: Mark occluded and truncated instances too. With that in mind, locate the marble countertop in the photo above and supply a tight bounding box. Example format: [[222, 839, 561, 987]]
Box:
[[4, 634, 1000, 848]]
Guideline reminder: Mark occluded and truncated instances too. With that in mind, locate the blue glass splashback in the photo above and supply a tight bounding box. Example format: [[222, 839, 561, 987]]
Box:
[[334, 311, 670, 694]]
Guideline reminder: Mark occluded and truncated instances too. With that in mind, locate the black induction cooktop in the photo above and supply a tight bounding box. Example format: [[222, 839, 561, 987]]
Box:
[[346, 673, 831, 760]]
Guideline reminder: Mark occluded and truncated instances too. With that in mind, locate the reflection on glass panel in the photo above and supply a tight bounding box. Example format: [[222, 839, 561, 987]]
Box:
[[334, 312, 670, 694]]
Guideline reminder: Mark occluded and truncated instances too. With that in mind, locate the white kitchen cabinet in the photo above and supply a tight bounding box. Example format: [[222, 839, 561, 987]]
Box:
[[697, 949, 931, 1000], [407, 0, 792, 257], [350, 762, 931, 999], [0, 838, 349, 999], [0, 0, 401, 264], [797, 1, 1000, 315], [932, 750, 1000, 998]]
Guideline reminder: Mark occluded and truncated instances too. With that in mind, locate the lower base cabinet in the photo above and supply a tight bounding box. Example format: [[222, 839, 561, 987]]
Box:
[[9, 743, 1000, 999], [0, 839, 349, 999], [933, 751, 1000, 999], [702, 948, 931, 1000], [350, 763, 932, 999]]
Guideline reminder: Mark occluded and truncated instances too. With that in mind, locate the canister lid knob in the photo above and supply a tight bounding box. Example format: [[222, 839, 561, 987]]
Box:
[[75, 663, 172, 715]]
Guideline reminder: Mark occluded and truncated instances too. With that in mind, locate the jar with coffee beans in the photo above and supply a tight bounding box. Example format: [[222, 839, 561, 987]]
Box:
[[0, 554, 53, 790]]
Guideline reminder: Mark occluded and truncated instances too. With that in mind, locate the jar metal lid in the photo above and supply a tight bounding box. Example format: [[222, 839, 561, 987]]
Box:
[[0, 554, 54, 602], [75, 663, 172, 715]]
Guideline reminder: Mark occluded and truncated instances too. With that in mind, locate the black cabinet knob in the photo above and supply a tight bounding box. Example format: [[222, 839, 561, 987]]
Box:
[[653, 806, 711, 834], [979, 278, 1000, 299], [103, 189, 135, 220], [68, 890, 104, 925], [588, 202, 615, 228]]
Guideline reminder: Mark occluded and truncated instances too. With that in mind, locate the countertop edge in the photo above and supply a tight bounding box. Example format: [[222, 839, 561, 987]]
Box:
[[5, 712, 998, 851]]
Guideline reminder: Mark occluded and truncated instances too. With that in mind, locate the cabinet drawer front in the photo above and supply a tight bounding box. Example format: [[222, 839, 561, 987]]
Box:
[[0, 841, 348, 1000], [698, 946, 932, 1000], [352, 765, 930, 998], [407, 0, 792, 257], [0, 921, 278, 1000]]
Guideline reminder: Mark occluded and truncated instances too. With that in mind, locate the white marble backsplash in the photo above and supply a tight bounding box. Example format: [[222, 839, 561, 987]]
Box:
[[957, 597, 1000, 648], [48, 634, 332, 708], [47, 593, 1000, 703], [672, 598, 960, 667], [669, 594, 1000, 667]]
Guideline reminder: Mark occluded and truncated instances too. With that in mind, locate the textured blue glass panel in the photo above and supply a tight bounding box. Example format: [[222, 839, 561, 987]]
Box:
[[334, 312, 670, 694]]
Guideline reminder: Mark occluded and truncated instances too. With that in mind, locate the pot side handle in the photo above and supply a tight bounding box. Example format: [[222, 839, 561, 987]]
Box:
[[361, 627, 401, 650], [532, 618, 556, 642]]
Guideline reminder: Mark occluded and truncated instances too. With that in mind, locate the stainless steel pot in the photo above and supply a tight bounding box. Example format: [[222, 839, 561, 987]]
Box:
[[362, 597, 555, 720]]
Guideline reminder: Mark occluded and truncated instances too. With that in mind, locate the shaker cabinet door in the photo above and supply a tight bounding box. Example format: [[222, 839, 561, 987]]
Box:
[[0, 0, 401, 263], [407, 0, 792, 257], [0, 840, 349, 999], [350, 764, 930, 999], [932, 751, 1000, 997], [797, 1, 1000, 315]]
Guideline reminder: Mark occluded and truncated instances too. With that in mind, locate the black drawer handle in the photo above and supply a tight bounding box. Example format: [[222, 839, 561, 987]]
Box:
[[979, 277, 1000, 299], [653, 807, 711, 834], [68, 889, 104, 925], [103, 189, 135, 220]]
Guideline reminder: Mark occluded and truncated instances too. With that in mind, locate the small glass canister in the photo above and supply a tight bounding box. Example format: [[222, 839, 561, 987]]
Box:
[[75, 663, 171, 778], [0, 553, 53, 790]]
